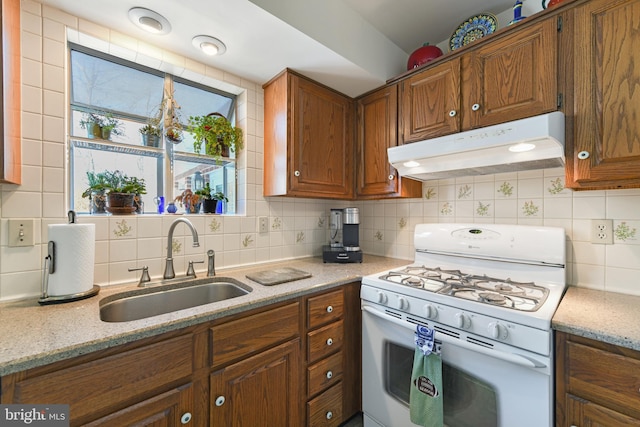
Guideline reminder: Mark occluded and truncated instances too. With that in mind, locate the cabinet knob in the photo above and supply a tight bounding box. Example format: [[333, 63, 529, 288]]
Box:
[[449, 110, 457, 117], [180, 412, 192, 424], [215, 396, 225, 407], [326, 370, 333, 379], [326, 411, 333, 420], [578, 151, 590, 160], [326, 338, 333, 346], [294, 170, 301, 177], [471, 103, 481, 111], [388, 174, 395, 181], [326, 305, 333, 313]]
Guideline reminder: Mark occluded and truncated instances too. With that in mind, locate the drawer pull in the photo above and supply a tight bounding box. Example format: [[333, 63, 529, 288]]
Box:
[[449, 110, 457, 117], [578, 151, 590, 160], [294, 170, 301, 177], [326, 370, 333, 379], [326, 338, 334, 346], [471, 103, 481, 111], [388, 174, 395, 181], [326, 305, 333, 313], [326, 411, 333, 420], [215, 396, 225, 407], [180, 412, 192, 424]]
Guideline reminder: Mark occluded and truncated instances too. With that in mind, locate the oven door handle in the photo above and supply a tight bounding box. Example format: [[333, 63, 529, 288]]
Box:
[[362, 305, 546, 369]]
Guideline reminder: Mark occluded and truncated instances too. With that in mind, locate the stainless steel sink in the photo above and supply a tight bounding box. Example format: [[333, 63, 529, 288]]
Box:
[[99, 277, 251, 322]]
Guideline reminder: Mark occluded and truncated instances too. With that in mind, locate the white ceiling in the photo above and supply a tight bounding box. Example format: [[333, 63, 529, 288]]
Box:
[[37, 0, 531, 97]]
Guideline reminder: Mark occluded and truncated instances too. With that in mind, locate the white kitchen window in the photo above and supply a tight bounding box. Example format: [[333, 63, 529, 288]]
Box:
[[68, 44, 238, 214]]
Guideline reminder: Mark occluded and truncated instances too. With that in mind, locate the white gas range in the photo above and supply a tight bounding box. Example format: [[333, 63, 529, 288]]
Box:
[[361, 223, 566, 427]]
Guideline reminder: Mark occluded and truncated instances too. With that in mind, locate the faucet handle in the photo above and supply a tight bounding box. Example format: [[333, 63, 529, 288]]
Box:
[[186, 260, 204, 278], [129, 266, 151, 287]]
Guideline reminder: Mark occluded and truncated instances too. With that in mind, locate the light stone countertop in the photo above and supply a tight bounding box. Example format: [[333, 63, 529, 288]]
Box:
[[552, 286, 640, 351], [0, 255, 408, 376]]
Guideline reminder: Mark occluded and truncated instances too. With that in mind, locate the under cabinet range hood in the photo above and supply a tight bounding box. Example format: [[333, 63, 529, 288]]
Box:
[[388, 111, 565, 181]]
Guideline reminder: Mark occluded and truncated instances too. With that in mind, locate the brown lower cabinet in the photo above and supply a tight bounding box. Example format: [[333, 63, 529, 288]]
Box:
[[555, 331, 640, 426], [0, 283, 361, 427]]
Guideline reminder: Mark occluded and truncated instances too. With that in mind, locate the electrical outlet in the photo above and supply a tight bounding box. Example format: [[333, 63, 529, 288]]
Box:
[[258, 216, 268, 233], [8, 219, 35, 247], [591, 219, 613, 244]]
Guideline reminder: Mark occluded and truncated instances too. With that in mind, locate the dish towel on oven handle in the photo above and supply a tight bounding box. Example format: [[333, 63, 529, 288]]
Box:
[[410, 324, 443, 427]]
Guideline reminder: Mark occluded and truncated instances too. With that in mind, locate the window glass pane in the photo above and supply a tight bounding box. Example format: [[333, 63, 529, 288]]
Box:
[[71, 146, 160, 214], [70, 49, 164, 117], [173, 158, 235, 214], [172, 80, 234, 155]]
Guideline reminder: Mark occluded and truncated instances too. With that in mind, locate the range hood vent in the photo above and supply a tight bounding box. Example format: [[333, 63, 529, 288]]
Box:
[[388, 112, 565, 181]]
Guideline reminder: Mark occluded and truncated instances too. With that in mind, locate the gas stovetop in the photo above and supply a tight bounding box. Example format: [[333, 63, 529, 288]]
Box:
[[379, 265, 549, 312]]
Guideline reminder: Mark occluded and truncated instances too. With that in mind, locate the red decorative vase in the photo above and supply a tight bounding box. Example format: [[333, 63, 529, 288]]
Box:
[[543, 0, 565, 9], [407, 43, 443, 70]]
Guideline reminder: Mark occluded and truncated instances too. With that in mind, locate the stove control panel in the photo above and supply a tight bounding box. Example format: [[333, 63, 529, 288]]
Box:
[[361, 284, 551, 355]]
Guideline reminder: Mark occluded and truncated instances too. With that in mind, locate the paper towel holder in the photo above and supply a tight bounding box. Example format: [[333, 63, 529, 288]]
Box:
[[38, 211, 100, 305]]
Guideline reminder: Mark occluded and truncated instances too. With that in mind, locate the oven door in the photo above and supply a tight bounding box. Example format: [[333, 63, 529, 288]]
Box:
[[362, 304, 553, 427]]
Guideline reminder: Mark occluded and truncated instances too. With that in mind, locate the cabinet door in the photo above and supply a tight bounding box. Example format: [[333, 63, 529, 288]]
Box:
[[356, 85, 422, 199], [566, 0, 640, 189], [290, 74, 354, 199], [566, 394, 640, 427], [84, 383, 194, 427], [399, 58, 461, 143], [210, 339, 301, 427], [462, 17, 558, 130]]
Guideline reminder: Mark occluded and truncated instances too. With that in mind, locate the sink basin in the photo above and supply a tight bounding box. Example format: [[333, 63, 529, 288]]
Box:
[[100, 277, 252, 322]]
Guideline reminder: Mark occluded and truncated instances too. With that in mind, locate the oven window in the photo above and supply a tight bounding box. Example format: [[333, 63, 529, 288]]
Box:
[[384, 341, 498, 427]]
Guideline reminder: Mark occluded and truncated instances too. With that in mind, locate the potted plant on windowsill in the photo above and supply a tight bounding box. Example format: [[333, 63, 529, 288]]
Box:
[[81, 171, 110, 214], [139, 119, 162, 148], [174, 189, 201, 214], [211, 191, 228, 214], [103, 170, 146, 215], [100, 114, 125, 140], [195, 183, 214, 213], [188, 112, 243, 162], [79, 113, 103, 139]]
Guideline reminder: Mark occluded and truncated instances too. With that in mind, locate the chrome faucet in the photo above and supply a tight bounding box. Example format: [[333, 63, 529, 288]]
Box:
[[164, 218, 200, 279]]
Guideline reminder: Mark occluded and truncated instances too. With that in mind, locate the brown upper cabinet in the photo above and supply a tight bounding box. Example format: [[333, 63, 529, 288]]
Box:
[[565, 0, 640, 190], [0, 0, 21, 184], [263, 69, 354, 200], [355, 84, 422, 199], [399, 17, 559, 144]]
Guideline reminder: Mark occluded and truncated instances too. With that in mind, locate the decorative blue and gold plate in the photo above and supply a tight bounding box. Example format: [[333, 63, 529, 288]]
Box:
[[449, 13, 498, 51]]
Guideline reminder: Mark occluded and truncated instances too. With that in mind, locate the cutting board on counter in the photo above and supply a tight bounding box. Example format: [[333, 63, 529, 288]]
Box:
[[246, 267, 312, 286]]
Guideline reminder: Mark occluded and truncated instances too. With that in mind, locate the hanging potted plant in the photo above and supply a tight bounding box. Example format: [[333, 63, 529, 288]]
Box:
[[211, 191, 228, 214], [81, 171, 110, 214], [188, 112, 243, 162]]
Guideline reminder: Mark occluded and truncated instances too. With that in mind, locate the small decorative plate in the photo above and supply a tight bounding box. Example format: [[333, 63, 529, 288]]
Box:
[[449, 13, 498, 51]]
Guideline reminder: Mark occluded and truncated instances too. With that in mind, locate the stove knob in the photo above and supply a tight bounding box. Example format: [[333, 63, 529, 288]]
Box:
[[423, 304, 438, 319], [455, 312, 471, 329], [377, 291, 388, 305], [397, 296, 409, 310], [489, 322, 508, 340]]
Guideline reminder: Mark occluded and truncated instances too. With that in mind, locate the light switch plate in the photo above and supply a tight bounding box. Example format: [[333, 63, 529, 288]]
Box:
[[8, 219, 35, 247], [258, 217, 268, 233]]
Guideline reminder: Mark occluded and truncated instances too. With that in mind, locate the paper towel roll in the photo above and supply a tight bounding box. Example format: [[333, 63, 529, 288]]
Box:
[[47, 223, 95, 296]]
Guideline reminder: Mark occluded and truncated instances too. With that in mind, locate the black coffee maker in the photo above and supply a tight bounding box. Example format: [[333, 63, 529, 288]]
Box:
[[323, 207, 363, 263]]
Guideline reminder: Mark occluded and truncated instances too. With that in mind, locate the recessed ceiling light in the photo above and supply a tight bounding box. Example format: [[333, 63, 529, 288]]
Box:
[[192, 35, 227, 56], [128, 7, 171, 35]]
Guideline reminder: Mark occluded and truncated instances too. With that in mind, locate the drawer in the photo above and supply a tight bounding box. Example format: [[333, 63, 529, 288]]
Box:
[[568, 340, 640, 413], [211, 302, 299, 368], [307, 382, 343, 427], [307, 289, 344, 329], [307, 320, 343, 363], [10, 334, 194, 423], [307, 351, 343, 397]]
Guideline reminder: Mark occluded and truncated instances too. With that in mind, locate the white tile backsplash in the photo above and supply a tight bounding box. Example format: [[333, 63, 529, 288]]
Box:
[[3, 0, 640, 301]]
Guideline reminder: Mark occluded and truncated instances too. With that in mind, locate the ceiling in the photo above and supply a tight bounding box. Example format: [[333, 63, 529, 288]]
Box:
[[37, 0, 526, 97]]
